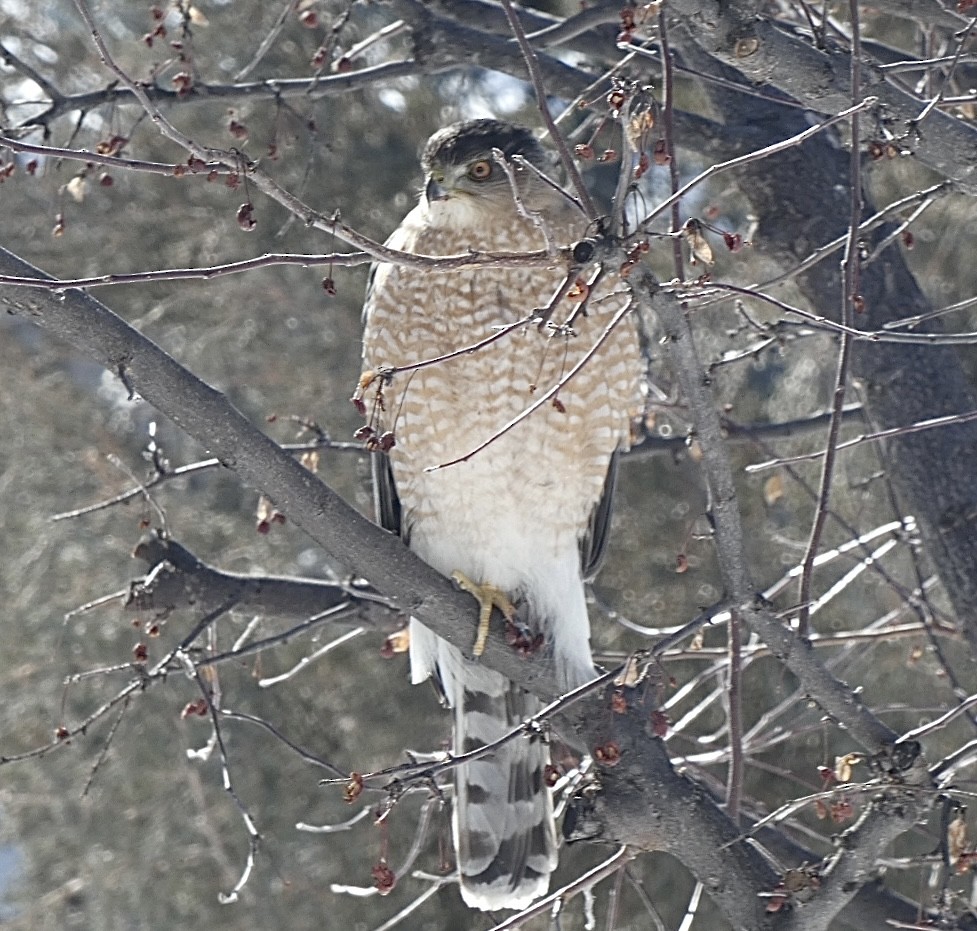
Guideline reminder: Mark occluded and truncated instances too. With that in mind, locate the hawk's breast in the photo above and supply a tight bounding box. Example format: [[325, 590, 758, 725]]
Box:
[[363, 207, 639, 588]]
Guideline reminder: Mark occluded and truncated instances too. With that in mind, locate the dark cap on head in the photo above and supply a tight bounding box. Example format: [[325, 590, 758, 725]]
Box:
[[421, 119, 546, 173]]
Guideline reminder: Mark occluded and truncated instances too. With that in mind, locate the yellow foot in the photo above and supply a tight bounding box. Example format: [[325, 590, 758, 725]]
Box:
[[450, 571, 517, 658]]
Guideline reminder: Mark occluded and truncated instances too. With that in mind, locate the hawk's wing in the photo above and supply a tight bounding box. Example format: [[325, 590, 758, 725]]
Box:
[[581, 447, 620, 582], [365, 216, 419, 540], [372, 451, 402, 537]]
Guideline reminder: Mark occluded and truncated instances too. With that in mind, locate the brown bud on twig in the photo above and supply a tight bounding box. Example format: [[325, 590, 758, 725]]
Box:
[[371, 860, 396, 895], [651, 710, 669, 737], [311, 46, 328, 69], [181, 699, 209, 719], [344, 772, 364, 803], [171, 71, 192, 97], [593, 741, 622, 766], [228, 119, 249, 141]]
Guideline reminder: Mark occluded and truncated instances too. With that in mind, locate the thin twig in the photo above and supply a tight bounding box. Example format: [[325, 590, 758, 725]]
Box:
[[330, 662, 627, 789], [676, 881, 704, 931], [0, 241, 567, 291], [51, 437, 364, 522], [639, 97, 878, 229], [72, 0, 229, 164], [0, 132, 231, 176], [339, 20, 409, 72], [882, 293, 977, 331], [725, 609, 743, 825], [498, 0, 598, 221], [623, 869, 666, 931], [257, 626, 365, 687], [745, 407, 977, 472], [330, 798, 443, 901], [369, 877, 445, 931], [66, 1, 568, 275], [189, 662, 261, 904], [80, 697, 131, 797], [297, 806, 372, 833], [2, 593, 241, 766], [911, 13, 977, 126], [658, 9, 685, 280], [487, 847, 635, 931], [689, 181, 951, 311], [0, 41, 63, 102], [233, 0, 295, 81], [1, 248, 366, 293], [104, 452, 167, 532], [195, 602, 370, 669], [897, 693, 977, 744], [219, 709, 347, 776], [645, 277, 899, 749], [690, 281, 977, 346], [380, 314, 537, 378], [603, 857, 627, 931]]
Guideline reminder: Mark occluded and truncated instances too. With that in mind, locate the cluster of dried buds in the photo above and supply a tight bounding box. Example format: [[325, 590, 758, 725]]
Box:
[[617, 4, 661, 45], [351, 371, 396, 451], [504, 619, 544, 657], [593, 740, 622, 767], [353, 424, 395, 452], [573, 143, 618, 163], [619, 239, 650, 277]]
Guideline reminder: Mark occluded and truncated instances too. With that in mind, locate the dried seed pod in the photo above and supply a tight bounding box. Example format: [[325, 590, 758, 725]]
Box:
[[236, 202, 257, 231], [593, 741, 622, 766], [371, 860, 396, 895], [344, 773, 364, 803]]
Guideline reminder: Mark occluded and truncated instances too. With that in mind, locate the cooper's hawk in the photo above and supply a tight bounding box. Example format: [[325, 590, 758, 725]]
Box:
[[360, 119, 640, 910]]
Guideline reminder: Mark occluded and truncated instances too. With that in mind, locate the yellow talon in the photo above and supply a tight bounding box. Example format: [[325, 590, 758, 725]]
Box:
[[451, 571, 517, 658]]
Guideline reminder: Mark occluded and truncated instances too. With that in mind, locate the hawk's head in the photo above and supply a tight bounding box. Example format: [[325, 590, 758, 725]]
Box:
[[419, 120, 547, 224]]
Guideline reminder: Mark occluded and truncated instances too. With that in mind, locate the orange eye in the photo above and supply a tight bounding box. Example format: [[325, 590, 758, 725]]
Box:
[[468, 160, 493, 181]]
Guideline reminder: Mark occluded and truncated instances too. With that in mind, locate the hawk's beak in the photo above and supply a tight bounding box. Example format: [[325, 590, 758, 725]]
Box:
[[425, 176, 449, 203]]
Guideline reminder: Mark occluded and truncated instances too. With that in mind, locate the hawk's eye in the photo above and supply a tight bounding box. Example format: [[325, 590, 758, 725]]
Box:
[[468, 160, 493, 181]]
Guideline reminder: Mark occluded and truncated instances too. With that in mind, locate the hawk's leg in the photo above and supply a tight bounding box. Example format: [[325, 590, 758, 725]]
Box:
[[450, 571, 517, 658]]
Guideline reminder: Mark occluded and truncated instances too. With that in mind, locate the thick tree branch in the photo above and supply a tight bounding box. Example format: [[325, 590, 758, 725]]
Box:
[[664, 46, 955, 927], [126, 531, 398, 628], [591, 706, 781, 931], [0, 246, 552, 694], [666, 0, 977, 194], [0, 246, 785, 924], [694, 56, 977, 650], [640, 275, 900, 754]]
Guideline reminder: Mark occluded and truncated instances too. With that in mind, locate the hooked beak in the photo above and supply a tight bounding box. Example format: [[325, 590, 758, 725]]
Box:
[[425, 176, 449, 203]]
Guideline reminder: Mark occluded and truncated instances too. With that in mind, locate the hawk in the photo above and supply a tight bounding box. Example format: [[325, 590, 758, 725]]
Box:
[[360, 119, 640, 910]]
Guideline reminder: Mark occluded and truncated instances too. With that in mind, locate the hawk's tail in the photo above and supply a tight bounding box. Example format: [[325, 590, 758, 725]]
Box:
[[448, 657, 558, 911]]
